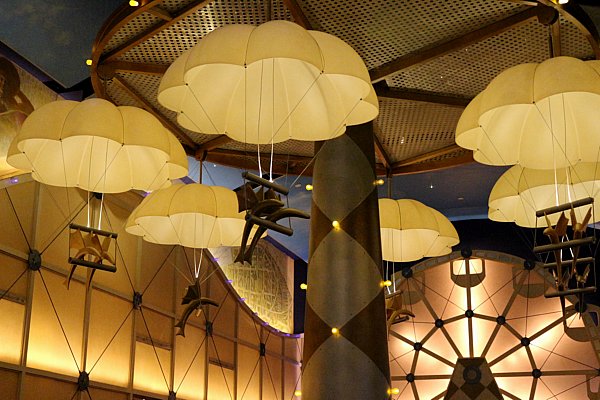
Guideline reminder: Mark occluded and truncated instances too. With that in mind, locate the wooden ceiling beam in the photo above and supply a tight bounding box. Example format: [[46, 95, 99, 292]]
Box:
[[204, 149, 314, 176], [373, 133, 392, 172], [392, 144, 464, 168], [112, 76, 198, 150], [194, 135, 234, 159], [550, 19, 562, 57], [538, 0, 600, 59], [147, 6, 173, 21], [374, 84, 471, 107], [369, 7, 539, 82], [98, 61, 168, 77], [102, 0, 217, 63], [392, 152, 474, 175], [281, 0, 313, 29]]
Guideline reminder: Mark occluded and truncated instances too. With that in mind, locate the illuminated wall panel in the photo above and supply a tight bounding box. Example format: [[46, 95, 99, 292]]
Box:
[[0, 300, 24, 364], [387, 251, 600, 399], [262, 355, 282, 400], [133, 341, 172, 395], [174, 324, 206, 400], [87, 290, 132, 387], [207, 363, 235, 399], [237, 344, 261, 400], [0, 174, 302, 400], [27, 271, 84, 377]]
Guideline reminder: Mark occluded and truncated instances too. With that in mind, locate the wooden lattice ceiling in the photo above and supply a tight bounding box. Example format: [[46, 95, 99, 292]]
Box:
[[90, 0, 600, 177]]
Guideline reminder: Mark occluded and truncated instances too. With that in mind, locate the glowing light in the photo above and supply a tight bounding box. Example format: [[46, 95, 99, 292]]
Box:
[[452, 259, 483, 275], [332, 220, 340, 229], [331, 327, 339, 335], [388, 388, 400, 395], [85, 59, 93, 66], [129, 0, 139, 6], [300, 283, 307, 290], [382, 280, 392, 287], [305, 184, 313, 191], [374, 178, 385, 186], [294, 390, 302, 397]]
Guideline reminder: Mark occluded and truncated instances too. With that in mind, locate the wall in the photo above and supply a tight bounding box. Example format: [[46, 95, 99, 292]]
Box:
[[0, 177, 303, 400]]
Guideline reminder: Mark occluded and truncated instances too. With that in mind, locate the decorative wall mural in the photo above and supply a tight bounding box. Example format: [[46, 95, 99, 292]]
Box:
[[0, 56, 56, 179], [218, 240, 294, 332], [388, 251, 600, 400]]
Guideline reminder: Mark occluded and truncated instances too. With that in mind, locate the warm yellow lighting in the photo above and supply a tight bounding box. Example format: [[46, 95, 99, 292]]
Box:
[[127, 184, 263, 247], [488, 163, 600, 227], [456, 57, 600, 169], [129, 0, 139, 6], [558, 0, 569, 4], [158, 21, 378, 144], [85, 59, 92, 66], [331, 327, 339, 335], [294, 390, 302, 397], [7, 98, 188, 193], [452, 259, 483, 275], [332, 220, 340, 229], [300, 283, 308, 290], [374, 178, 385, 186], [305, 184, 313, 191], [388, 387, 400, 395], [379, 198, 459, 262], [382, 280, 392, 287]]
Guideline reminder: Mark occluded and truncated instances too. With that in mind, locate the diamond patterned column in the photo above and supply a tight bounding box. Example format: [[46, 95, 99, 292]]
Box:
[[303, 122, 391, 399]]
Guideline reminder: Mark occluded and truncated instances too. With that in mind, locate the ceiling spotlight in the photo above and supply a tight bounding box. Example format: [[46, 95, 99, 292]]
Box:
[[305, 184, 313, 191], [129, 0, 140, 6], [331, 327, 339, 335], [374, 178, 385, 186], [300, 283, 307, 290], [332, 220, 340, 229], [85, 59, 92, 66]]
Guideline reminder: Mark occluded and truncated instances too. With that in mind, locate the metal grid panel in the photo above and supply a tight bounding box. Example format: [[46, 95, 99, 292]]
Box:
[[418, 147, 470, 165], [560, 15, 596, 59], [386, 19, 551, 98], [116, 72, 216, 145], [102, 12, 162, 54], [119, 0, 276, 64], [221, 138, 314, 157], [160, 0, 200, 13], [105, 79, 144, 107], [376, 98, 464, 163], [298, 0, 527, 70]]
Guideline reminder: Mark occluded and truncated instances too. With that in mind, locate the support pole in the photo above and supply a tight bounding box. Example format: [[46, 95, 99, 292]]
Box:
[[303, 122, 391, 399]]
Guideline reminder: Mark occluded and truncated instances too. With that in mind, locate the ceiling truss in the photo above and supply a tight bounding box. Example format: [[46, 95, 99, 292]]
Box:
[[90, 0, 600, 177]]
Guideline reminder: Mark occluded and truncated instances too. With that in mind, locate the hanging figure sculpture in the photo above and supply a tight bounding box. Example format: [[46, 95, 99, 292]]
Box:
[[175, 278, 219, 337], [234, 172, 310, 264]]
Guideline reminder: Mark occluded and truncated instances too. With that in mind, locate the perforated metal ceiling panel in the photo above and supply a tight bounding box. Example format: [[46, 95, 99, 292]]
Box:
[[297, 0, 528, 69], [92, 0, 599, 174], [377, 98, 464, 163], [386, 16, 595, 98], [116, 0, 292, 64]]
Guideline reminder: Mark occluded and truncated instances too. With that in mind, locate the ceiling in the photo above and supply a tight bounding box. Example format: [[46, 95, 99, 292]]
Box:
[[1, 0, 600, 261]]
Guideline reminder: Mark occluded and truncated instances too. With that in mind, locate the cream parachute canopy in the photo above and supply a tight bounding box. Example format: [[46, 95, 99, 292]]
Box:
[[456, 56, 600, 169], [158, 20, 378, 144], [7, 98, 188, 193], [379, 198, 459, 262], [126, 183, 261, 248], [489, 163, 600, 228]]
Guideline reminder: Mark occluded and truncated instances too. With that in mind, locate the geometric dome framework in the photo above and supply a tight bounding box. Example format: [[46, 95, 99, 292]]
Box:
[[388, 250, 600, 399]]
